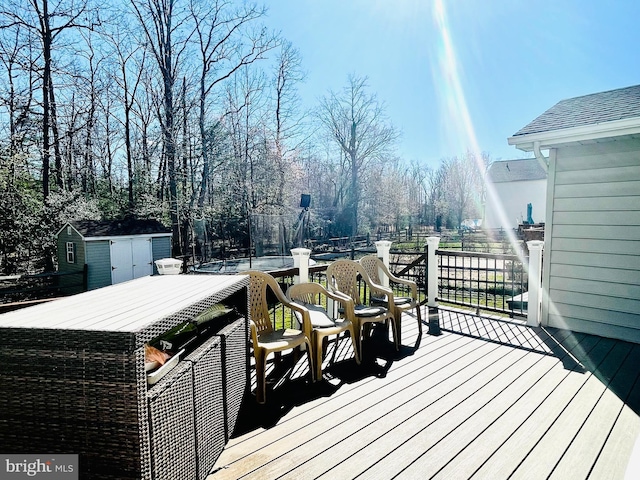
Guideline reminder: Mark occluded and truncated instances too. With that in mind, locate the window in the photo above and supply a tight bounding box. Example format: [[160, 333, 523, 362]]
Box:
[[66, 242, 75, 263]]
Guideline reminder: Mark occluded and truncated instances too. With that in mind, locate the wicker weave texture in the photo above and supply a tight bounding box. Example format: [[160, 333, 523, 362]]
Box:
[[218, 318, 248, 440], [0, 276, 249, 480], [186, 335, 226, 480], [0, 328, 142, 479], [136, 281, 248, 347], [147, 360, 197, 480]]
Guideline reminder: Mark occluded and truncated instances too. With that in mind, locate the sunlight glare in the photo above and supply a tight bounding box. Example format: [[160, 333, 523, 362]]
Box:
[[431, 0, 524, 264], [431, 2, 581, 362]]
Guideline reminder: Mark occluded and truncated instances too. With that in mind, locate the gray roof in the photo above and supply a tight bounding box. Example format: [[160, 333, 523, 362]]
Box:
[[69, 219, 171, 237], [513, 84, 640, 137], [487, 158, 547, 183]]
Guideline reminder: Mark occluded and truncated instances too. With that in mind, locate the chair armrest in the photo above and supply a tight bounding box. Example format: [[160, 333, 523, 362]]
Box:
[[363, 279, 395, 311], [379, 264, 418, 299], [286, 301, 313, 339], [325, 289, 355, 320], [249, 320, 259, 348]]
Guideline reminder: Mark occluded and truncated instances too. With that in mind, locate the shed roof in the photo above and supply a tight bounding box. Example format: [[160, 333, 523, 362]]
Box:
[[508, 84, 640, 151], [64, 219, 171, 238], [486, 158, 547, 183]]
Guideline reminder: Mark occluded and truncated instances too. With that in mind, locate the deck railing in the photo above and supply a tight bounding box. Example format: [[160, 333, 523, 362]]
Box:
[[435, 250, 528, 316], [265, 245, 530, 327], [0, 266, 88, 313]]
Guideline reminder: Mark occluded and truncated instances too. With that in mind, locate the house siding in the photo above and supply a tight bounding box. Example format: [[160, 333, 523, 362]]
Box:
[[85, 240, 112, 290], [151, 236, 172, 275], [484, 178, 547, 229], [543, 139, 640, 343], [56, 227, 86, 273]]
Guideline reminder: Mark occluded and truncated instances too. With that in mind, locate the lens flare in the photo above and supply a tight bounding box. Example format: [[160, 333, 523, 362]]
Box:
[[431, 1, 586, 366], [431, 0, 523, 262]]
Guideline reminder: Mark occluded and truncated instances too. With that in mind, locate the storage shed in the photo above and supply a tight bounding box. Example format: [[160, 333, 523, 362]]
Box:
[[483, 158, 547, 230], [57, 219, 172, 291], [508, 84, 640, 343]]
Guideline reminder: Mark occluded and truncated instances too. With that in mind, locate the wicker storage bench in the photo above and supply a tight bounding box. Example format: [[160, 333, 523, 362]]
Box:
[[0, 274, 248, 480]]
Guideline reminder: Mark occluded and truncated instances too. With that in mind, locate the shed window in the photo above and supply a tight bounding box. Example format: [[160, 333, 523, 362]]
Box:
[[66, 242, 75, 263]]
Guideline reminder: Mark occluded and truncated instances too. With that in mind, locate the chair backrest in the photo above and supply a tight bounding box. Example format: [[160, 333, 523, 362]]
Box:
[[325, 259, 367, 307], [241, 270, 283, 335], [359, 255, 384, 285], [287, 281, 326, 306]]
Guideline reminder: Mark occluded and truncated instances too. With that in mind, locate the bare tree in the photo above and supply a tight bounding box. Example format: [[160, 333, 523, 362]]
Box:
[[272, 39, 305, 207], [106, 22, 147, 210], [443, 151, 487, 228], [0, 0, 98, 198], [129, 0, 193, 254], [189, 0, 274, 210], [317, 75, 398, 235], [0, 24, 36, 159]]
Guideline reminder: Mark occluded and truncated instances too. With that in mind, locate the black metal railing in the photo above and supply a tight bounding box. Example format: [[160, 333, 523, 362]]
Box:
[[242, 245, 530, 329], [435, 250, 528, 316], [0, 265, 88, 313]]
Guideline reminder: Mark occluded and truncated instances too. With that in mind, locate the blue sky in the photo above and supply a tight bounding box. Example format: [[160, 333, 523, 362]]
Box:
[[263, 0, 640, 168]]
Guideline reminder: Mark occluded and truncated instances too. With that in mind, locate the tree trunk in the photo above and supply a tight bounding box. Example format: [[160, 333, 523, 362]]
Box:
[[41, 0, 51, 199]]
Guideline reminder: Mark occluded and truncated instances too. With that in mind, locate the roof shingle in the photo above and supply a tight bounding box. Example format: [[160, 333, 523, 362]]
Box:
[[513, 84, 640, 137], [70, 219, 171, 237], [487, 158, 547, 183]]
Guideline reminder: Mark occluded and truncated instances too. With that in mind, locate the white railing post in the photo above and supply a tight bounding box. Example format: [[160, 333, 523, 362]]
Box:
[[375, 240, 393, 287], [426, 237, 440, 308], [526, 240, 544, 327], [291, 248, 311, 284], [426, 236, 441, 335]]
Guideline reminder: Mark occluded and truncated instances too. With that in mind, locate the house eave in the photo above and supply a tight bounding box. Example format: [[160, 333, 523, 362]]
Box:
[[508, 116, 640, 151], [55, 222, 83, 238]]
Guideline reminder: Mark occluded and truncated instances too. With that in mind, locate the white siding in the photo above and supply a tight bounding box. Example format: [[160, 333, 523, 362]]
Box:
[[484, 178, 547, 229], [543, 139, 640, 343]]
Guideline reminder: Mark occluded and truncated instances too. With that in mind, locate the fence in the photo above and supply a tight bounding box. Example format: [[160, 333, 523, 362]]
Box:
[[0, 265, 88, 313], [436, 250, 528, 316], [263, 243, 530, 329]]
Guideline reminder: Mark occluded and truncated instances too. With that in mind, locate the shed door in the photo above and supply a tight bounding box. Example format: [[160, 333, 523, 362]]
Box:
[[132, 238, 153, 278], [111, 237, 153, 285]]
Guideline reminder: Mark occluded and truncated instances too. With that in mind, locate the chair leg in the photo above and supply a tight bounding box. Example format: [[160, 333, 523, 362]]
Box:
[[348, 324, 361, 364], [254, 349, 267, 404], [305, 339, 316, 382], [353, 319, 363, 361], [393, 310, 402, 349], [315, 334, 324, 382], [389, 315, 400, 351], [416, 304, 423, 336]]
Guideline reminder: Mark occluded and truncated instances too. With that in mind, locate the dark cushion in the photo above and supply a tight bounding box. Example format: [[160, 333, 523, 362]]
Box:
[[354, 305, 387, 317], [371, 295, 412, 306], [294, 303, 336, 328], [394, 296, 413, 306]]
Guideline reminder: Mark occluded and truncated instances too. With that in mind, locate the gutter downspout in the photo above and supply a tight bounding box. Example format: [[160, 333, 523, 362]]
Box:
[[533, 140, 549, 173]]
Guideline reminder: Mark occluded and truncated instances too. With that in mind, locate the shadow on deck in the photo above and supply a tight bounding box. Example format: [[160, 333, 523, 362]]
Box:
[[210, 306, 640, 480], [439, 307, 640, 418]]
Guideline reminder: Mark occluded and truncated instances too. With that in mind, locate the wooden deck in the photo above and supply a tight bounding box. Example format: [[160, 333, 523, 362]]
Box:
[[207, 307, 640, 479]]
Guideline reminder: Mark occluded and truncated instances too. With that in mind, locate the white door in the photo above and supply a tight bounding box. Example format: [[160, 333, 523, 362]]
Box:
[[111, 239, 134, 285], [111, 237, 153, 285], [132, 238, 153, 278]]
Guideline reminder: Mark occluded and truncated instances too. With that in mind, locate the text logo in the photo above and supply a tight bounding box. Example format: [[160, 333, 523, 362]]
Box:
[[1, 455, 78, 479]]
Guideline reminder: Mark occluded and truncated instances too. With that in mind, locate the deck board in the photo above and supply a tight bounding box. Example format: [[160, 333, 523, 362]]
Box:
[[207, 307, 640, 480], [470, 334, 606, 479], [314, 342, 519, 480]]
